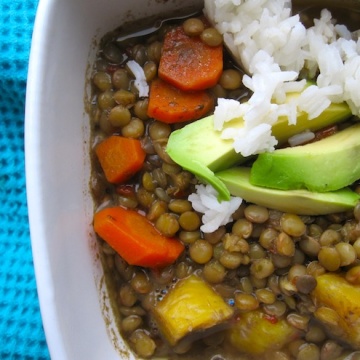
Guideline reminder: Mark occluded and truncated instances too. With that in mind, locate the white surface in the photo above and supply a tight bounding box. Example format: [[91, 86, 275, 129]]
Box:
[[25, 0, 201, 359]]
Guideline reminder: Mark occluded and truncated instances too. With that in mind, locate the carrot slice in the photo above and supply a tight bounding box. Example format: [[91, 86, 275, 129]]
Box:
[[95, 135, 146, 184], [147, 78, 214, 123], [158, 25, 223, 91], [93, 207, 185, 268]]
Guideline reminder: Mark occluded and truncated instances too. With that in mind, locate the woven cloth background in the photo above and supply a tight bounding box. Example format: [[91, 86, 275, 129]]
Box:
[[0, 0, 50, 358]]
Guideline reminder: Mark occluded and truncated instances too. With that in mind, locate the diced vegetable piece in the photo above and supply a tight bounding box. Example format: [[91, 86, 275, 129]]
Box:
[[226, 310, 299, 355], [95, 135, 146, 183], [250, 123, 360, 192], [153, 274, 234, 345], [158, 25, 223, 91], [147, 78, 214, 123], [311, 273, 360, 348], [216, 167, 360, 215], [93, 207, 184, 268]]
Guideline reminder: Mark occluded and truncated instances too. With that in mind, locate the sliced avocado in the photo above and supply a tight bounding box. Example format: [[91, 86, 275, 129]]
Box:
[[166, 90, 351, 200], [250, 123, 360, 192], [215, 167, 360, 215]]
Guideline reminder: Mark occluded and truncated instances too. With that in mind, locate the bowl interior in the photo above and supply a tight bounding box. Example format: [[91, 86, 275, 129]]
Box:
[[25, 0, 360, 359]]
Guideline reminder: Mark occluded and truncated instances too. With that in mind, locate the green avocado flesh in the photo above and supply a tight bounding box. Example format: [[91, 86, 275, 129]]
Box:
[[216, 167, 360, 215], [250, 123, 360, 192], [166, 92, 351, 200]]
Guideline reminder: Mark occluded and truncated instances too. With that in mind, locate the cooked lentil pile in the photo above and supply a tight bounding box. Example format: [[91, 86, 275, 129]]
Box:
[[89, 10, 360, 360]]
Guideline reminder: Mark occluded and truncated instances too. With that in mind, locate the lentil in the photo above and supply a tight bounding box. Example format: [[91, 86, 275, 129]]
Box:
[[288, 264, 307, 283], [103, 43, 125, 64], [280, 213, 306, 237], [219, 69, 243, 90], [121, 117, 145, 138], [155, 213, 180, 237], [255, 288, 276, 304], [175, 261, 192, 279], [250, 258, 275, 279], [178, 230, 201, 244], [200, 27, 223, 46], [299, 236, 321, 257], [113, 89, 136, 106], [146, 41, 162, 63], [203, 259, 227, 283], [219, 250, 243, 269], [223, 234, 249, 253], [129, 330, 156, 358], [146, 200, 168, 221], [183, 18, 204, 36], [112, 68, 130, 89], [93, 71, 112, 91], [232, 218, 253, 238], [234, 292, 259, 311], [295, 274, 317, 294], [335, 242, 357, 266], [318, 246, 341, 271], [168, 199, 192, 213], [134, 99, 149, 120], [263, 300, 287, 317], [248, 242, 266, 260], [130, 272, 152, 294], [189, 239, 213, 264], [121, 315, 143, 333], [274, 232, 295, 257], [259, 227, 279, 249], [97, 89, 115, 110], [143, 61, 157, 82], [305, 324, 326, 343], [178, 211, 201, 231], [297, 343, 320, 360], [319, 340, 343, 360], [244, 204, 269, 223], [239, 276, 253, 293], [319, 229, 341, 246], [119, 284, 138, 307], [286, 313, 310, 331]]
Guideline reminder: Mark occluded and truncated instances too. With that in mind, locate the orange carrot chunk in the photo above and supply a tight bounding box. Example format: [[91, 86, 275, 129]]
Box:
[[158, 25, 223, 91], [147, 78, 214, 123], [95, 135, 146, 184], [93, 207, 185, 268]]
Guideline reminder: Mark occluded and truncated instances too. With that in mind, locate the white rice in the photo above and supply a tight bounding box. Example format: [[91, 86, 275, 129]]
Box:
[[188, 184, 242, 233], [191, 0, 360, 232], [204, 1, 360, 157], [126, 60, 149, 97], [288, 130, 315, 147]]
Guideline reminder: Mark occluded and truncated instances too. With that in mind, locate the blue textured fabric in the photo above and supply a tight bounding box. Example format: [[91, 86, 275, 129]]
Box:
[[0, 0, 50, 358]]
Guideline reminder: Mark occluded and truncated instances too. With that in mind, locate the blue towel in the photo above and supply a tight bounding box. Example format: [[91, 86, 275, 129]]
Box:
[[0, 0, 49, 358]]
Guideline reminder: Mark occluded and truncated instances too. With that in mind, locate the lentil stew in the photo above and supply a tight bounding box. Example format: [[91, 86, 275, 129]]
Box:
[[89, 4, 360, 360]]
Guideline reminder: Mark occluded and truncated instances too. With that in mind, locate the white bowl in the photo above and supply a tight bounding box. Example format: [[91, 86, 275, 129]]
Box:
[[25, 0, 201, 359], [25, 0, 360, 359]]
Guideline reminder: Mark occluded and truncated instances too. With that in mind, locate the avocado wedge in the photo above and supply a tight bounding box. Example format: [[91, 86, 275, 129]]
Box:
[[166, 92, 351, 201], [216, 167, 360, 215], [250, 123, 360, 192]]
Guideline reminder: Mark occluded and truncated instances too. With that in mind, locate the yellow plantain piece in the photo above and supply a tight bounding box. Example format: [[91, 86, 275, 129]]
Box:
[[226, 309, 299, 355], [153, 274, 234, 346], [311, 272, 360, 349]]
